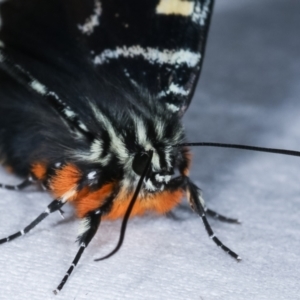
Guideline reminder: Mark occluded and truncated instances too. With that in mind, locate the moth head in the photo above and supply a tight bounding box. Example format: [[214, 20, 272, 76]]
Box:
[[72, 104, 187, 193], [118, 112, 187, 193], [65, 84, 189, 193]]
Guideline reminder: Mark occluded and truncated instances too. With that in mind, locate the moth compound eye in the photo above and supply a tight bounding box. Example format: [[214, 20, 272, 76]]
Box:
[[132, 152, 150, 176]]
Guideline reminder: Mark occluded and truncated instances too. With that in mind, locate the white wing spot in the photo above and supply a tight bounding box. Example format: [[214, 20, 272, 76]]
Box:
[[158, 83, 189, 98], [94, 46, 200, 67], [78, 0, 102, 35], [30, 80, 47, 95], [192, 0, 211, 26], [63, 108, 76, 118], [156, 0, 194, 16], [169, 83, 189, 96]]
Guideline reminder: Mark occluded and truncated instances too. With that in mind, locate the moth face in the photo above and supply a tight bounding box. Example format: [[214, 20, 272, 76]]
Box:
[[131, 150, 174, 192], [99, 119, 183, 193], [74, 103, 185, 193]]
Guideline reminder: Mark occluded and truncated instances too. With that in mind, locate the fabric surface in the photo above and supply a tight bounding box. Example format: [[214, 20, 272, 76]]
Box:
[[0, 0, 300, 299]]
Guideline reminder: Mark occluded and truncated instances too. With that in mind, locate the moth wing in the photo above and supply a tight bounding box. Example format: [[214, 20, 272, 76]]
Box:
[[0, 0, 214, 117], [69, 0, 215, 116]]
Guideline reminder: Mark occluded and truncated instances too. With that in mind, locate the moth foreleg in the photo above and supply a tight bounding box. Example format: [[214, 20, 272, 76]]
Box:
[[0, 199, 65, 244], [206, 208, 241, 224], [53, 209, 102, 294], [186, 179, 241, 261], [0, 175, 34, 190]]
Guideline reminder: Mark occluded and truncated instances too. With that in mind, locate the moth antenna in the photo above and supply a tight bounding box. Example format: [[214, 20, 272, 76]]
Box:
[[177, 142, 300, 158], [0, 176, 34, 190], [94, 150, 154, 262], [186, 179, 241, 261], [206, 208, 241, 224], [0, 199, 65, 244], [53, 209, 102, 295]]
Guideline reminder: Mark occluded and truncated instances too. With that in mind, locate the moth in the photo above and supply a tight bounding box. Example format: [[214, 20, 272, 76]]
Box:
[[0, 0, 299, 294]]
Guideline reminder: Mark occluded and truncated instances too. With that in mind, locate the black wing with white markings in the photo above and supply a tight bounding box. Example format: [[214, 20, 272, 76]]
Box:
[[69, 0, 214, 115], [0, 0, 214, 116]]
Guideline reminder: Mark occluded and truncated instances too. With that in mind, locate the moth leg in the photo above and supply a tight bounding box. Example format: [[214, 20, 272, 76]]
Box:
[[0, 199, 65, 244], [0, 175, 34, 190], [206, 208, 241, 224], [53, 209, 102, 295], [186, 179, 241, 261]]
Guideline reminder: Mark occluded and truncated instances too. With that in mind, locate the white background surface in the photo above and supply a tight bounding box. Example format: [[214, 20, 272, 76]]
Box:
[[1, 0, 300, 299]]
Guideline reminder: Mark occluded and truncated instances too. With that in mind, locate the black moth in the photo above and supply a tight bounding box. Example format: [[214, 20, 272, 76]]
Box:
[[0, 0, 299, 295]]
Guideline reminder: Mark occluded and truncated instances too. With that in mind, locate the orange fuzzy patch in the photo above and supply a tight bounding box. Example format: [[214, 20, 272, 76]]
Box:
[[73, 182, 184, 220], [50, 164, 82, 201], [73, 183, 114, 218], [106, 188, 184, 220], [31, 163, 47, 180]]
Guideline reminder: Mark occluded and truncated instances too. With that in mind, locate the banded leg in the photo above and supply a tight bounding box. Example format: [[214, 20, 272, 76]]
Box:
[[0, 199, 65, 244], [206, 208, 241, 224], [0, 176, 66, 220], [186, 179, 241, 261], [0, 176, 34, 190], [53, 209, 102, 294]]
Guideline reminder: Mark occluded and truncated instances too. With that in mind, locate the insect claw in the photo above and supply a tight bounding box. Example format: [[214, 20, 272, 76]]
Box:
[[58, 209, 65, 219]]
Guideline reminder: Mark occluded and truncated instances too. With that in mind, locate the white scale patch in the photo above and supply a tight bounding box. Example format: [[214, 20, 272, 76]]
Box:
[[72, 138, 112, 165], [48, 91, 60, 100], [154, 120, 165, 140], [166, 103, 180, 113], [30, 80, 47, 95], [156, 0, 211, 27], [198, 190, 206, 208], [90, 139, 103, 160], [29, 80, 86, 135], [77, 122, 89, 132], [144, 179, 157, 192], [192, 0, 211, 26], [78, 217, 91, 237], [87, 171, 97, 180], [94, 46, 201, 67], [123, 68, 139, 87], [46, 91, 89, 133], [90, 103, 128, 163], [134, 116, 148, 146], [156, 0, 194, 16], [158, 82, 190, 113], [155, 174, 171, 183], [169, 82, 190, 96], [63, 108, 76, 118], [158, 82, 190, 98], [133, 115, 161, 171], [78, 0, 102, 35]]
